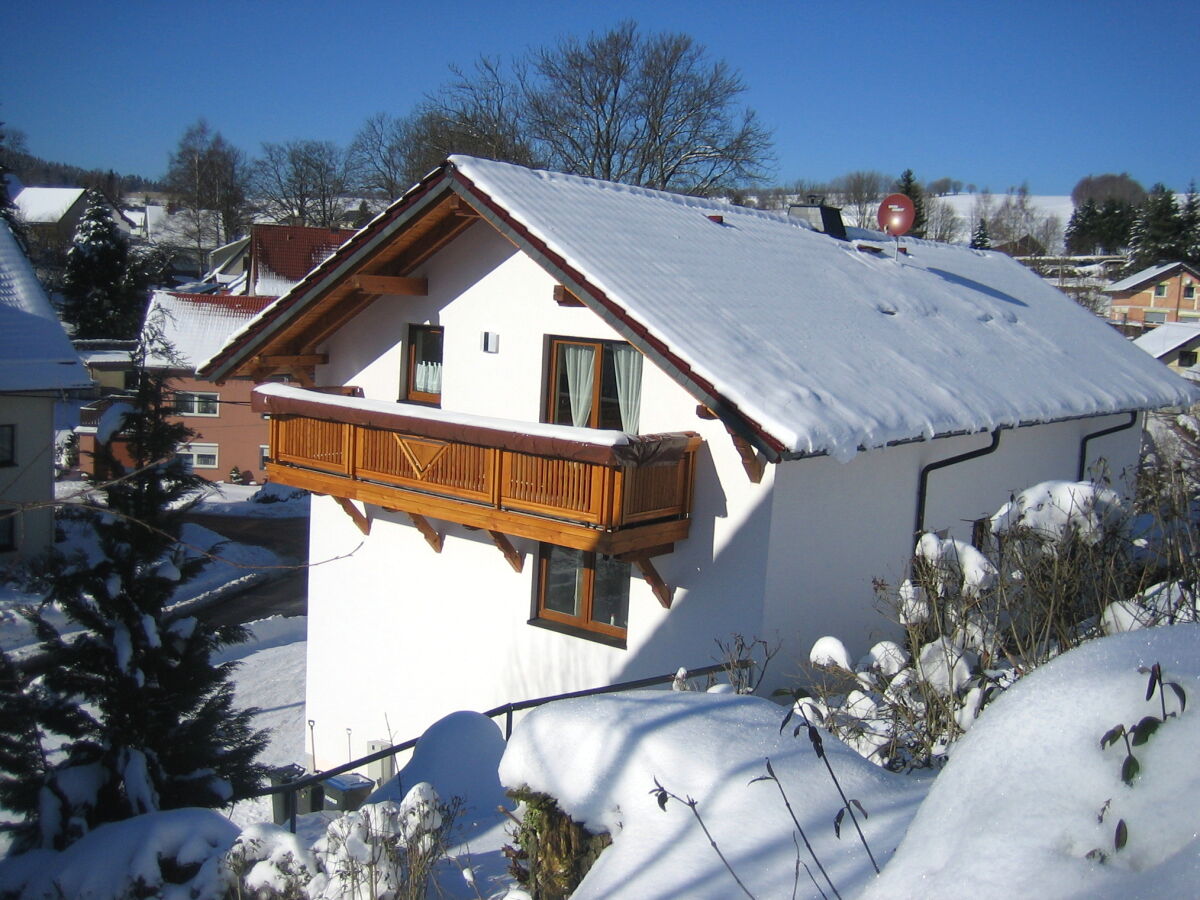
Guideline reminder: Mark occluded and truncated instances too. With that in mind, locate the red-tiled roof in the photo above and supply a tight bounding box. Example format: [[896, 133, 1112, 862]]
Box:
[[251, 224, 357, 285], [165, 292, 276, 316]]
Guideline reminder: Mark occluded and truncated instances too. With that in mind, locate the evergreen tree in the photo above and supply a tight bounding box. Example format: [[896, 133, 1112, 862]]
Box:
[[1065, 198, 1099, 254], [1180, 182, 1200, 265], [1095, 198, 1137, 255], [3, 327, 267, 852], [1126, 183, 1185, 273], [895, 169, 926, 237], [60, 191, 153, 339], [969, 218, 991, 250]]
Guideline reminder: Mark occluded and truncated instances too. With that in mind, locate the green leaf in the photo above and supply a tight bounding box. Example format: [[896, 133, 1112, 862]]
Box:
[[1121, 755, 1140, 786], [1130, 716, 1160, 746], [1114, 819, 1128, 850], [1099, 724, 1125, 749]]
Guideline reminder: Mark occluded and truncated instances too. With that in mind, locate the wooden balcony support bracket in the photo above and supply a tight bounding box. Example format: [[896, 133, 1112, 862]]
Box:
[[488, 530, 524, 573], [350, 274, 429, 296], [630, 554, 673, 609], [408, 512, 443, 553], [728, 430, 765, 484], [333, 496, 371, 535]]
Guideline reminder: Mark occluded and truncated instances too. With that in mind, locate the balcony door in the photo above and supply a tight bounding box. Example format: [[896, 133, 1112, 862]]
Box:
[[547, 338, 642, 433]]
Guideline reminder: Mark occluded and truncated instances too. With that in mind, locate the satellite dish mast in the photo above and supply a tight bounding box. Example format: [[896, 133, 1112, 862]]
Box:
[[877, 193, 915, 258]]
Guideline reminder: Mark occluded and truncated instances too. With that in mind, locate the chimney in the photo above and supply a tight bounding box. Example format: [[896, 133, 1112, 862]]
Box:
[[787, 199, 847, 241]]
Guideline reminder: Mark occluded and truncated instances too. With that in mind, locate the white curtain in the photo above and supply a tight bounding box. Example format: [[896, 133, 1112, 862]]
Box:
[[414, 360, 442, 394], [563, 344, 595, 427], [612, 344, 642, 433]]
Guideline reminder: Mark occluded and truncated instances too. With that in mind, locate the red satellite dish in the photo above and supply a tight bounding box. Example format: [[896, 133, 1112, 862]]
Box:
[[877, 193, 915, 236]]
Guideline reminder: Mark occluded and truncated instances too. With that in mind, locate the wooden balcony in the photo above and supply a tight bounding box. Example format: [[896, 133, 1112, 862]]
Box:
[[253, 385, 701, 556]]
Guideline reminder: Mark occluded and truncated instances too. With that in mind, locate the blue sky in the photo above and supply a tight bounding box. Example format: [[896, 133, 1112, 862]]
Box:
[[3, 1, 1196, 194]]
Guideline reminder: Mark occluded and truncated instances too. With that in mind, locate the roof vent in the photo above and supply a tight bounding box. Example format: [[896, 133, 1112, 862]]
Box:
[[788, 200, 847, 241]]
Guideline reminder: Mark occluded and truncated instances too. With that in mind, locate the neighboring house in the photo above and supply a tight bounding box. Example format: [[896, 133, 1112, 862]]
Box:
[[244, 224, 356, 296], [1106, 261, 1200, 333], [77, 292, 275, 484], [201, 157, 1198, 767], [1133, 322, 1200, 382], [0, 219, 92, 563], [74, 339, 136, 394], [199, 224, 354, 297]]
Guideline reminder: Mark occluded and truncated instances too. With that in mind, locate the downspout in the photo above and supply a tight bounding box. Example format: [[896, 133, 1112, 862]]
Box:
[[1077, 411, 1138, 481], [914, 429, 1002, 537]]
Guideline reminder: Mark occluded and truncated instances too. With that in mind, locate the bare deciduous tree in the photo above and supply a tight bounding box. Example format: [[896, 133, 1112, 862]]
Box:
[[829, 170, 889, 227], [347, 112, 414, 202], [164, 120, 249, 267], [252, 140, 351, 228], [396, 23, 771, 197], [924, 197, 963, 243]]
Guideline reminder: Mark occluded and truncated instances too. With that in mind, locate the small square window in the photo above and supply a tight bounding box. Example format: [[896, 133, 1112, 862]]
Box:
[[0, 425, 14, 467], [1154, 283, 1168, 298], [1179, 350, 1198, 368], [1185, 285, 1196, 300], [1144, 311, 1167, 325], [536, 543, 630, 640]]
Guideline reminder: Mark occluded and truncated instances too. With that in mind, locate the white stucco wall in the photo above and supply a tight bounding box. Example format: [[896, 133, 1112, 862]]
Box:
[[0, 395, 57, 561], [299, 220, 1149, 767]]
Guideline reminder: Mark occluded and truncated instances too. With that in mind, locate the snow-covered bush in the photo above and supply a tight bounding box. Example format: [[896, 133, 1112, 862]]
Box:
[[306, 782, 460, 900], [798, 473, 1200, 770]]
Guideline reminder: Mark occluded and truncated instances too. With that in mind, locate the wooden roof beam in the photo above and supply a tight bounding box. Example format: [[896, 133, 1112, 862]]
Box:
[[350, 275, 428, 296], [257, 353, 328, 368]]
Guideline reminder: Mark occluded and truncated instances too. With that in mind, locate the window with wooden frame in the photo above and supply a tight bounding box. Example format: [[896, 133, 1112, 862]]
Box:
[[546, 337, 642, 432], [0, 425, 14, 467], [405, 325, 443, 406], [535, 543, 631, 641]]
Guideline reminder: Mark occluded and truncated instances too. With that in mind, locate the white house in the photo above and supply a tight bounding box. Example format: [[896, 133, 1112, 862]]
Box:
[[0, 219, 92, 563], [202, 157, 1197, 767]]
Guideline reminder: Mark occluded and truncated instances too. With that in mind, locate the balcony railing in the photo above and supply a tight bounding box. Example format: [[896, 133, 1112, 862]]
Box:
[[253, 385, 701, 555]]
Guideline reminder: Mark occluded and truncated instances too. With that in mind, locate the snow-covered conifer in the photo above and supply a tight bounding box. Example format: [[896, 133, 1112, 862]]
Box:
[[6, 327, 267, 851]]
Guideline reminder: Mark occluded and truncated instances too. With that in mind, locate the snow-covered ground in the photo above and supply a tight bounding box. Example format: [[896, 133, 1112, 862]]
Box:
[[6, 481, 1200, 898]]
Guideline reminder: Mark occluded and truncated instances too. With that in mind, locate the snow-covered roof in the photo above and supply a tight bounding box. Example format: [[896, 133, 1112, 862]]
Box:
[[1132, 322, 1200, 359], [206, 158, 1199, 461], [13, 186, 86, 224], [1106, 261, 1199, 293], [250, 224, 354, 296], [144, 291, 275, 370], [0, 220, 91, 391]]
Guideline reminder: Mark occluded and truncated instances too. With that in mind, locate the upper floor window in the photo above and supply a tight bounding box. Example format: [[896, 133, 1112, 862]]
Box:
[[406, 325, 443, 406], [175, 392, 219, 416], [1185, 284, 1196, 300], [0, 425, 13, 467], [547, 338, 642, 432], [1154, 283, 1168, 298]]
